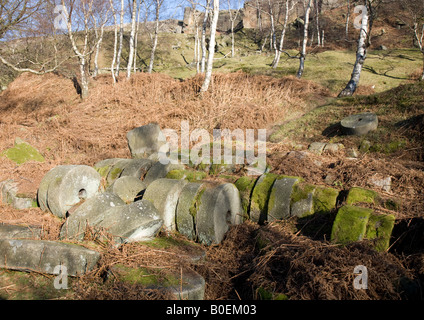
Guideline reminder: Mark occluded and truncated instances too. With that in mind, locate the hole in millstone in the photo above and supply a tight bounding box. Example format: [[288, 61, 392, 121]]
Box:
[[358, 118, 363, 121], [78, 189, 87, 200], [226, 211, 232, 225]]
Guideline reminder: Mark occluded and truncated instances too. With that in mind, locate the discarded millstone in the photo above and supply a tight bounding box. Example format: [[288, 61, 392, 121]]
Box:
[[96, 200, 163, 245], [127, 123, 170, 160], [110, 264, 206, 300], [60, 192, 126, 240], [196, 182, 242, 246], [120, 158, 155, 180], [107, 176, 147, 203], [105, 159, 133, 186], [0, 240, 100, 276], [143, 162, 185, 186], [175, 182, 205, 241], [267, 176, 302, 221], [250, 173, 279, 224], [42, 165, 102, 218], [234, 176, 258, 221], [331, 205, 395, 251], [341, 112, 378, 136], [94, 158, 123, 179], [143, 178, 188, 231], [166, 169, 207, 182], [2, 138, 45, 165], [0, 224, 42, 240]]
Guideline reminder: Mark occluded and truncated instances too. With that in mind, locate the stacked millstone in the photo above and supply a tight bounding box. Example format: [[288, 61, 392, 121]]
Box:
[[330, 187, 396, 252], [233, 173, 340, 225]]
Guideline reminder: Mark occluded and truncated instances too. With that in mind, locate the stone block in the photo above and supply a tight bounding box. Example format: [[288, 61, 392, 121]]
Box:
[[127, 123, 170, 160]]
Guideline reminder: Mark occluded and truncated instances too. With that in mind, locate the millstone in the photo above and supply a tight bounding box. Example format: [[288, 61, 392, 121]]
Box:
[[93, 158, 124, 179], [0, 224, 42, 240], [60, 192, 125, 240], [96, 200, 163, 244], [341, 112, 378, 136], [267, 177, 300, 222], [44, 165, 101, 218], [106, 159, 133, 186], [120, 158, 155, 180], [143, 161, 185, 186], [107, 176, 147, 203], [175, 182, 205, 241], [196, 183, 242, 246], [142, 178, 188, 231], [0, 239, 100, 276]]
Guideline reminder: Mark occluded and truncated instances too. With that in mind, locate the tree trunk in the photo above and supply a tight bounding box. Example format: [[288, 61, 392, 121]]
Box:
[[296, 0, 313, 79], [115, 0, 124, 77], [80, 57, 89, 99], [338, 1, 369, 97], [345, 0, 350, 40], [200, 0, 219, 93], [201, 0, 211, 73], [272, 0, 290, 69], [148, 1, 161, 74], [127, 0, 138, 78], [231, 20, 235, 57], [110, 0, 118, 84], [134, 0, 141, 73], [315, 0, 321, 46]]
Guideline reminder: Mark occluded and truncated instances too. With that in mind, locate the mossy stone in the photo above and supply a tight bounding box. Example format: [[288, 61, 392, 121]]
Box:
[[365, 213, 395, 252], [3, 138, 45, 165], [166, 170, 207, 182], [331, 205, 373, 245], [313, 186, 339, 214], [346, 187, 379, 206], [234, 176, 258, 220], [250, 173, 279, 224]]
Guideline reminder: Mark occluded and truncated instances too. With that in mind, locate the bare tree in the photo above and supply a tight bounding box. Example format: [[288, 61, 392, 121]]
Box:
[[61, 0, 109, 99], [92, 0, 110, 77], [127, 0, 137, 78], [200, 0, 219, 92], [338, 0, 379, 97], [148, 0, 164, 73], [272, 0, 296, 69], [296, 0, 313, 79], [0, 0, 69, 75], [200, 0, 211, 73], [399, 0, 424, 80], [115, 0, 124, 77], [227, 0, 241, 58]]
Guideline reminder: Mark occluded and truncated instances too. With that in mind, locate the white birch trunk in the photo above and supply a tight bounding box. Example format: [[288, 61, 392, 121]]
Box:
[[272, 0, 291, 69], [201, 0, 212, 73], [110, 0, 118, 84], [200, 0, 219, 93], [296, 0, 313, 79], [338, 0, 369, 97], [115, 0, 124, 77], [127, 0, 138, 78], [148, 0, 161, 74]]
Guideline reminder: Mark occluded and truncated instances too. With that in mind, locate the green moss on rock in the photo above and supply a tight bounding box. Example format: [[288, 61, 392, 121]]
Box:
[[166, 170, 207, 182], [365, 213, 395, 252], [250, 173, 279, 223], [235, 176, 258, 219], [3, 139, 45, 165], [331, 205, 373, 245], [346, 187, 379, 206], [313, 186, 339, 213]]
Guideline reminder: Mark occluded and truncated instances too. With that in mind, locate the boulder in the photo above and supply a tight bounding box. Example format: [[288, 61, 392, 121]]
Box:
[[2, 138, 44, 165], [45, 165, 102, 218], [0, 239, 100, 276], [196, 183, 242, 245], [127, 123, 170, 160], [143, 178, 188, 231]]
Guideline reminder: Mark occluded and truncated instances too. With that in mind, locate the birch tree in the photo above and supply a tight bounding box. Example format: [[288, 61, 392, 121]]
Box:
[[296, 0, 313, 79], [127, 0, 137, 78], [61, 0, 109, 99], [200, 0, 211, 73], [338, 0, 377, 97], [227, 0, 241, 58], [0, 0, 69, 75], [115, 0, 124, 77], [200, 0, 219, 92], [272, 0, 296, 69], [148, 0, 164, 73]]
